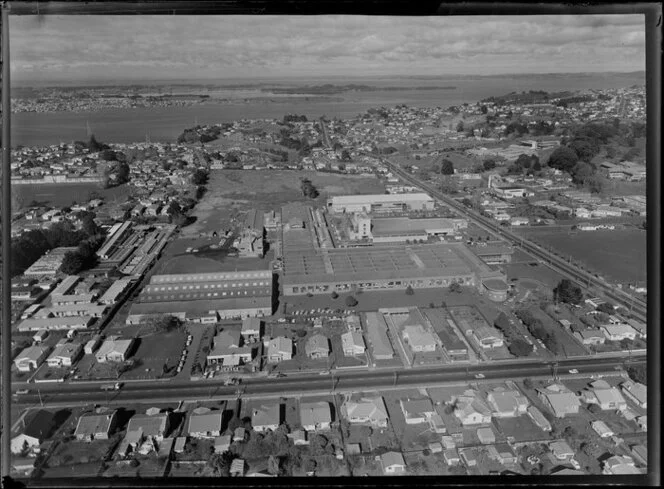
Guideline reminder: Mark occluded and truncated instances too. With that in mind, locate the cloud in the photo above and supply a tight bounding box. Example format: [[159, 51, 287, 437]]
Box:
[[10, 14, 645, 80]]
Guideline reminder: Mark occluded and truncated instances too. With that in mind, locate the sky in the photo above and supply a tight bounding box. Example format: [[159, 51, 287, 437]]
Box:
[[10, 14, 646, 83]]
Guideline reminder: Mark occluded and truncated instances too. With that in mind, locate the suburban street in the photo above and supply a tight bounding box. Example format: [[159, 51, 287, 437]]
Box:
[[13, 353, 645, 408], [381, 158, 647, 322]]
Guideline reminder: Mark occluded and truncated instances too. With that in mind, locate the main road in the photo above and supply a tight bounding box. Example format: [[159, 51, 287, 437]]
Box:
[[379, 157, 647, 322], [13, 354, 645, 408]]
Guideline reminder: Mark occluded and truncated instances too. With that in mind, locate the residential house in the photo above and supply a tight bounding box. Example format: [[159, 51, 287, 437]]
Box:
[[127, 413, 171, 441], [32, 330, 48, 344], [549, 440, 575, 461], [401, 324, 437, 352], [233, 427, 246, 443], [459, 447, 478, 467], [537, 383, 581, 418], [341, 331, 366, 356], [10, 410, 56, 456], [601, 324, 638, 341], [636, 416, 647, 431], [602, 455, 641, 475], [621, 380, 647, 408], [341, 396, 389, 428], [45, 342, 83, 368], [14, 345, 50, 372], [287, 429, 308, 446], [399, 398, 436, 425], [489, 443, 518, 465], [581, 380, 627, 411], [486, 388, 529, 418], [526, 406, 552, 432], [95, 337, 135, 363], [380, 451, 406, 475], [591, 420, 614, 438], [84, 335, 103, 354], [251, 403, 281, 433], [453, 394, 492, 426], [174, 437, 186, 453], [267, 337, 293, 363], [471, 325, 505, 349], [187, 411, 223, 438], [74, 411, 118, 441], [574, 329, 606, 345], [11, 457, 36, 477], [207, 329, 253, 368], [443, 448, 460, 466], [305, 334, 330, 359], [300, 402, 332, 431]]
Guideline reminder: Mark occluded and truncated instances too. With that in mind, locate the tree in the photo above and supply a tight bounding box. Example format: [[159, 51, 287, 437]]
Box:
[[81, 214, 100, 237], [440, 159, 455, 175], [448, 282, 462, 293], [345, 296, 358, 307], [405, 285, 414, 296], [523, 378, 534, 389], [626, 364, 647, 384], [331, 291, 339, 299], [553, 279, 583, 305], [300, 178, 319, 199], [509, 338, 533, 357], [483, 159, 496, 171], [60, 251, 85, 275], [191, 168, 210, 185], [341, 149, 351, 161], [533, 160, 542, 171], [548, 146, 579, 173], [268, 455, 280, 476], [456, 121, 464, 133], [596, 302, 615, 314], [150, 315, 182, 333]]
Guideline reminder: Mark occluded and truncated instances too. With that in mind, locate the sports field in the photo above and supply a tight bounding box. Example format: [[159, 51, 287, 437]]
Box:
[[514, 228, 646, 284]]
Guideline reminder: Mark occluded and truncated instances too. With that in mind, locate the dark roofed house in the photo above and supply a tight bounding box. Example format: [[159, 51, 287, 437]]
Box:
[[127, 412, 171, 441], [75, 411, 118, 441]]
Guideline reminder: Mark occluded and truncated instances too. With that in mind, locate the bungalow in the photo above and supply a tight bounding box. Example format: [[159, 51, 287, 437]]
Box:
[[233, 427, 246, 443], [401, 325, 437, 352], [380, 451, 406, 475], [14, 345, 50, 372], [95, 337, 135, 363], [46, 342, 83, 368], [10, 410, 56, 456], [602, 455, 641, 475], [454, 395, 492, 426], [581, 380, 627, 411], [84, 335, 103, 354], [300, 402, 332, 432], [601, 324, 638, 341], [459, 447, 478, 467], [341, 331, 366, 356], [187, 411, 223, 439], [399, 398, 436, 425], [489, 443, 518, 465], [341, 396, 389, 428], [537, 383, 581, 418], [267, 337, 293, 363], [621, 380, 647, 408], [477, 427, 496, 445], [549, 440, 575, 461], [470, 325, 504, 349], [591, 420, 614, 438], [636, 415, 647, 431], [251, 403, 281, 433], [75, 411, 118, 441], [305, 334, 330, 359], [287, 429, 309, 446], [11, 457, 36, 477], [127, 412, 171, 441], [486, 388, 529, 418], [32, 330, 49, 344], [574, 329, 606, 345], [230, 458, 245, 477]]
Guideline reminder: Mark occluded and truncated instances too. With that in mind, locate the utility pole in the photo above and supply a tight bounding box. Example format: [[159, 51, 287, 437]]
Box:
[[1, 3, 13, 479]]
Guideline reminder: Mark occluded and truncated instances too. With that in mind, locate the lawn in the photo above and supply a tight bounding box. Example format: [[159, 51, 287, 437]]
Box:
[[13, 182, 135, 210], [525, 306, 589, 358], [381, 389, 440, 451], [183, 169, 385, 237], [125, 329, 187, 379], [102, 457, 168, 478], [47, 438, 117, 468], [514, 228, 646, 284], [493, 415, 551, 443], [154, 247, 273, 275]]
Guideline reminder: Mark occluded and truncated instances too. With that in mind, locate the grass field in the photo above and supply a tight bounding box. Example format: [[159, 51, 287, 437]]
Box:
[[13, 182, 135, 210], [183, 169, 385, 236], [525, 306, 588, 358], [514, 228, 646, 284]]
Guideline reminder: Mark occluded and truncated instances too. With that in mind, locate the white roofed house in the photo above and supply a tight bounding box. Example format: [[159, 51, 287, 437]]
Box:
[[207, 329, 253, 368], [380, 451, 406, 475], [399, 398, 436, 425], [580, 380, 627, 411], [46, 342, 83, 368], [95, 337, 135, 363], [601, 323, 638, 341], [75, 411, 118, 441], [267, 336, 293, 363], [251, 403, 281, 433], [341, 396, 389, 428], [591, 420, 614, 438], [486, 388, 529, 418], [453, 394, 493, 426], [187, 411, 223, 439], [241, 317, 261, 341], [299, 402, 332, 432], [341, 331, 366, 356], [14, 345, 51, 372], [536, 383, 581, 418], [401, 324, 437, 353]]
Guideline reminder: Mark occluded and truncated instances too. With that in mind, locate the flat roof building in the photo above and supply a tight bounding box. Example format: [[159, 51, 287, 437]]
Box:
[[16, 315, 96, 332], [363, 313, 394, 360], [327, 193, 435, 214], [24, 247, 78, 276]]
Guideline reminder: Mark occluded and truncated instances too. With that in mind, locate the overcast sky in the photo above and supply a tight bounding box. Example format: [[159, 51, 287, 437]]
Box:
[[11, 15, 645, 82]]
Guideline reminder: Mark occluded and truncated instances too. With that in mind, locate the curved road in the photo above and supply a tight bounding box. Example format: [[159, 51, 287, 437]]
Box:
[[381, 158, 647, 322]]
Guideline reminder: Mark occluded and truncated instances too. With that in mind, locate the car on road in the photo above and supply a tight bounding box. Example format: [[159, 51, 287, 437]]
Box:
[[319, 371, 331, 376], [14, 389, 30, 395], [474, 373, 485, 379], [568, 369, 579, 374], [192, 248, 199, 253], [185, 247, 193, 253], [277, 318, 287, 323]]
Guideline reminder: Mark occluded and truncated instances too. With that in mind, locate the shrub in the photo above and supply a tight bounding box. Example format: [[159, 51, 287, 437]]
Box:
[[345, 296, 358, 307]]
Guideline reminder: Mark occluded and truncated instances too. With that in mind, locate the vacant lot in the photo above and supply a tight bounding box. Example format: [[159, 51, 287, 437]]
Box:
[[48, 438, 116, 468], [525, 306, 589, 358], [514, 228, 646, 284], [127, 330, 187, 379], [183, 170, 385, 236], [13, 182, 134, 210], [493, 415, 551, 442]]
